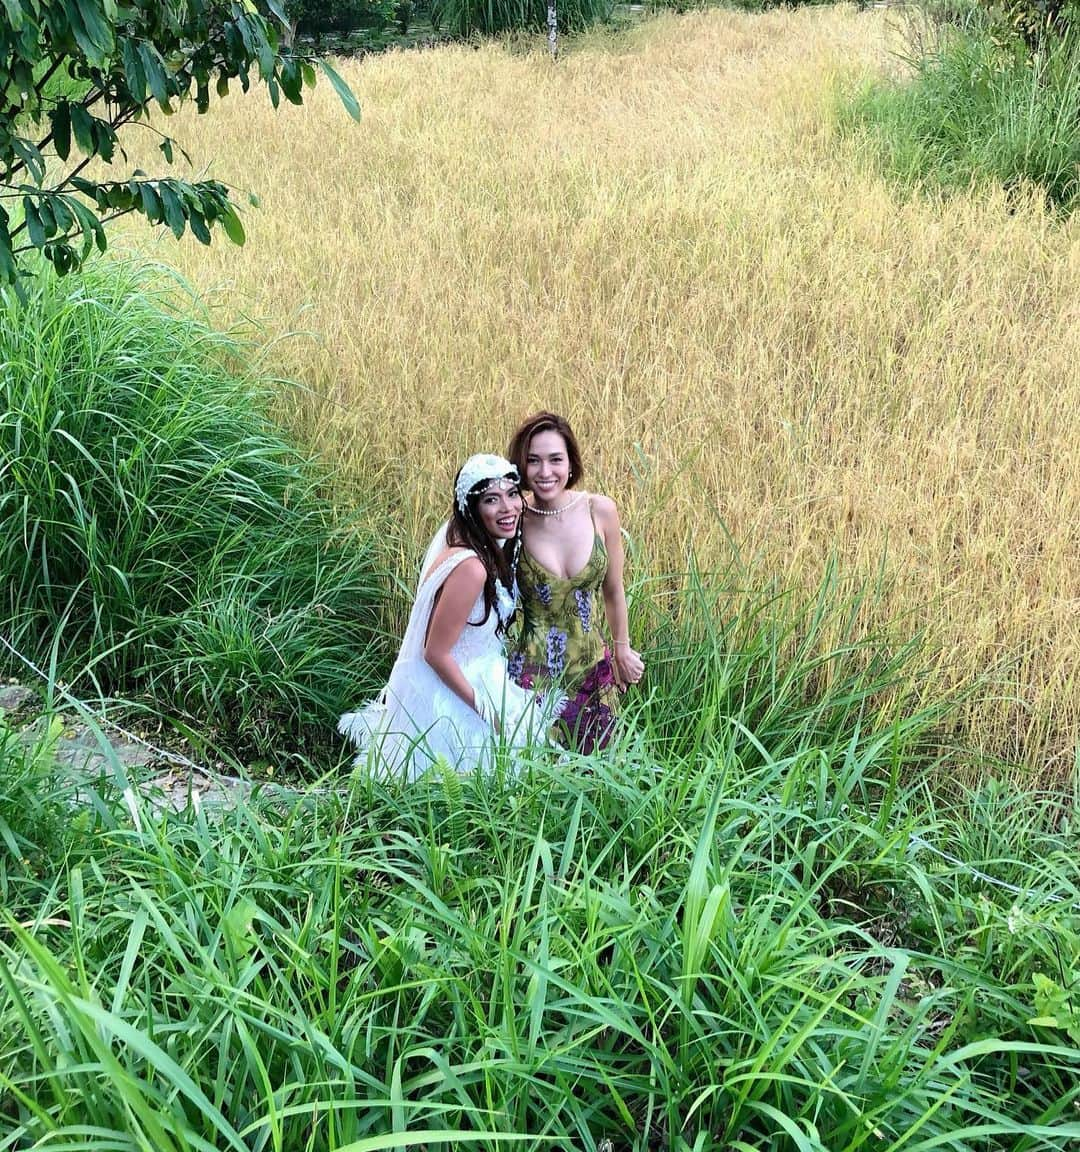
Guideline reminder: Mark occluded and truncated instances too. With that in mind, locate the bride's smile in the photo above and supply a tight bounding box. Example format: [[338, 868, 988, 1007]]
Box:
[[477, 482, 522, 540]]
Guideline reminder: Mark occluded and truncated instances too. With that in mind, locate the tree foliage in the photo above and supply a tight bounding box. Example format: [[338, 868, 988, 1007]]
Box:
[[0, 0, 360, 286], [994, 0, 1076, 48], [287, 0, 395, 37], [428, 0, 610, 37]]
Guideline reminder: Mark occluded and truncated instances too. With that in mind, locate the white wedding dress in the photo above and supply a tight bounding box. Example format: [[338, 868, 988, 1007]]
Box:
[[338, 526, 551, 781]]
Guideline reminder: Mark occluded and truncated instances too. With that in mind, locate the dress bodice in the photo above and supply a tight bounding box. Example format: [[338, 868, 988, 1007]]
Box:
[[339, 541, 546, 780], [453, 592, 503, 666], [516, 534, 608, 649], [420, 552, 513, 670], [509, 529, 618, 753]]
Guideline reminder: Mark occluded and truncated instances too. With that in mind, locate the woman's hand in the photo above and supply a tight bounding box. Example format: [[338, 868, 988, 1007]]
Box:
[[424, 554, 491, 714], [595, 497, 644, 692], [611, 643, 644, 691], [472, 692, 502, 735]]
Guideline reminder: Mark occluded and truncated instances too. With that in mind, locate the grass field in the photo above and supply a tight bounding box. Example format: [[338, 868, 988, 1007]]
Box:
[[4, 683, 1079, 1149], [115, 6, 1080, 778]]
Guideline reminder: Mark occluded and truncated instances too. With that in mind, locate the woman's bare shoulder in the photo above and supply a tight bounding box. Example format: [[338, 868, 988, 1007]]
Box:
[[422, 547, 484, 585], [589, 493, 620, 523]]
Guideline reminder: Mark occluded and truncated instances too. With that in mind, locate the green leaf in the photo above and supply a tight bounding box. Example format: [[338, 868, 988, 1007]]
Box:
[[250, 17, 275, 78], [0, 206, 16, 284], [263, 0, 290, 27], [188, 210, 211, 244], [50, 195, 75, 232], [158, 183, 185, 239], [319, 60, 361, 123], [11, 138, 45, 183], [50, 102, 72, 161], [121, 36, 147, 103], [220, 204, 245, 246], [138, 182, 162, 224], [104, 183, 132, 210], [139, 42, 172, 111], [70, 104, 95, 154], [159, 137, 173, 163], [223, 897, 259, 958], [80, 1, 116, 61], [93, 119, 117, 164], [46, 241, 78, 275], [280, 57, 303, 106], [23, 197, 45, 248], [0, 0, 24, 32], [36, 196, 57, 240], [66, 196, 106, 257], [66, 1, 112, 67]]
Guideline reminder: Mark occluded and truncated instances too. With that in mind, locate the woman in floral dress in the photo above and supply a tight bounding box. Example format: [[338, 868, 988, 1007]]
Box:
[[507, 413, 645, 753]]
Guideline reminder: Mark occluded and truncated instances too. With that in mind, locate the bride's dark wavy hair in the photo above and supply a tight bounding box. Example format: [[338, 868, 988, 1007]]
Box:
[[446, 469, 521, 636]]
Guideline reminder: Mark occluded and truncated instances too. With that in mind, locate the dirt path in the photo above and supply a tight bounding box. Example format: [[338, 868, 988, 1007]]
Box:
[[2, 683, 251, 811]]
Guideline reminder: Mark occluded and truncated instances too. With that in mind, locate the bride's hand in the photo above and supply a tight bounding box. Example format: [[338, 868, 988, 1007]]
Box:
[[474, 695, 501, 735], [612, 644, 644, 691]]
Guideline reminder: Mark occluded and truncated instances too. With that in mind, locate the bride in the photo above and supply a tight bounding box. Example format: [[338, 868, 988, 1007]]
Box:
[[339, 453, 553, 779]]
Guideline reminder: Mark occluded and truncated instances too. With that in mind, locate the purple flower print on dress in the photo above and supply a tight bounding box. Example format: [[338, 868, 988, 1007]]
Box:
[[581, 655, 616, 695], [536, 581, 553, 607], [559, 691, 583, 734], [507, 650, 525, 684], [554, 681, 616, 754], [545, 628, 568, 678], [573, 589, 592, 633], [581, 703, 615, 754]]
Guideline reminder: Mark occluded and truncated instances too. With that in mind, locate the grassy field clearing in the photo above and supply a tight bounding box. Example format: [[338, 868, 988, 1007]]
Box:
[[4, 698, 1080, 1148], [117, 7, 1080, 777]]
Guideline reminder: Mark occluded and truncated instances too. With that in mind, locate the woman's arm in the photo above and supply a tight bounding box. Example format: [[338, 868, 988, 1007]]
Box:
[[594, 495, 645, 691], [424, 555, 489, 718]]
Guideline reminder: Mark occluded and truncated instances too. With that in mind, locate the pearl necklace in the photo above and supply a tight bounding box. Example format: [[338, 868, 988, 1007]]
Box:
[[526, 491, 587, 518]]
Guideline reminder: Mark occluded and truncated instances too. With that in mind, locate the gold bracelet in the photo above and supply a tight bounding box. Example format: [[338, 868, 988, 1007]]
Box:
[[613, 640, 631, 647]]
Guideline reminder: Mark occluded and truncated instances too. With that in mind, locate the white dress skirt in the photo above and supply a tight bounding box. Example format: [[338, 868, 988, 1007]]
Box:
[[338, 537, 551, 781]]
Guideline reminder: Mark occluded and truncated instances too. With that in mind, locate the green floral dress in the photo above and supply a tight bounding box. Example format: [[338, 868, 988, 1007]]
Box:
[[509, 523, 619, 754]]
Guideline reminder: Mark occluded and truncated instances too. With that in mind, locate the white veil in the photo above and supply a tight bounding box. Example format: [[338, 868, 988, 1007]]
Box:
[[390, 520, 454, 669], [418, 521, 451, 591]]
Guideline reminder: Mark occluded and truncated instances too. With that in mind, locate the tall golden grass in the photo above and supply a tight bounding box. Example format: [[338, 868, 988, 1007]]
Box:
[[118, 7, 1080, 778]]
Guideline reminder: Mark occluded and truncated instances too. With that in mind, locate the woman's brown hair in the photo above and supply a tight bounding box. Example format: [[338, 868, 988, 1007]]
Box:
[[507, 412, 584, 492]]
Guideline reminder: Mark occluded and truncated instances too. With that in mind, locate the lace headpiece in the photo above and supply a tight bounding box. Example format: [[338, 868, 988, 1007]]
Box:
[[455, 453, 519, 514]]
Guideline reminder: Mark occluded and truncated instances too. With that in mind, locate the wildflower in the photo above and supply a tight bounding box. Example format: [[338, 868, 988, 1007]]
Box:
[[1007, 904, 1027, 935]]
